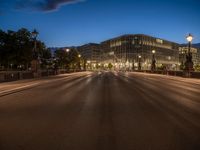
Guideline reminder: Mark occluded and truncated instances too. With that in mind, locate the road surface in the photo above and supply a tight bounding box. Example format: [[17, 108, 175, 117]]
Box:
[[0, 71, 200, 150]]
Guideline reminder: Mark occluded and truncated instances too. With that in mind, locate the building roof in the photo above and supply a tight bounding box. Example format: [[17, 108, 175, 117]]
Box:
[[78, 43, 100, 48], [101, 34, 179, 45]]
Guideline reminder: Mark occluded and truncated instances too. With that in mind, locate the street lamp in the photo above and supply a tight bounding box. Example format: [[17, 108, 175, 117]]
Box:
[[32, 29, 38, 38], [10, 64, 13, 71], [31, 29, 40, 77], [77, 54, 81, 71], [138, 55, 142, 71], [32, 29, 38, 59], [186, 34, 193, 43], [185, 33, 194, 77], [66, 48, 70, 53], [151, 50, 156, 71]]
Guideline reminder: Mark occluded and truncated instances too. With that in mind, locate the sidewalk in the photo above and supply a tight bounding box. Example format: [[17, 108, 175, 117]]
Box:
[[0, 79, 43, 96], [129, 72, 200, 85], [0, 72, 87, 97]]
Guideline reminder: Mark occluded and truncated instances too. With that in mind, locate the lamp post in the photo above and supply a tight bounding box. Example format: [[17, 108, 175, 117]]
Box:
[[32, 29, 38, 59], [78, 54, 82, 71], [151, 50, 156, 72], [10, 64, 13, 71], [31, 29, 39, 77], [138, 55, 142, 71], [87, 60, 91, 70], [64, 48, 70, 71], [184, 33, 194, 77]]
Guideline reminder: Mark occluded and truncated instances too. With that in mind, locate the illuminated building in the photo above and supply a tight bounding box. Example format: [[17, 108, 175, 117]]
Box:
[[179, 46, 200, 68], [77, 34, 200, 71], [77, 43, 101, 70], [101, 34, 180, 70]]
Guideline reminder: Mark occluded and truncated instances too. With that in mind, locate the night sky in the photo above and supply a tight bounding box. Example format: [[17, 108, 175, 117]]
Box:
[[0, 0, 200, 47]]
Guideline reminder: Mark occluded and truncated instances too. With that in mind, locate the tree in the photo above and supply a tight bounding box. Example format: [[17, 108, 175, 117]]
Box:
[[36, 41, 52, 69], [0, 30, 6, 68], [54, 48, 83, 71], [15, 28, 33, 69], [0, 28, 33, 70], [180, 61, 185, 70], [108, 63, 113, 70], [0, 28, 50, 70], [54, 49, 68, 69], [0, 30, 17, 69], [194, 64, 200, 72]]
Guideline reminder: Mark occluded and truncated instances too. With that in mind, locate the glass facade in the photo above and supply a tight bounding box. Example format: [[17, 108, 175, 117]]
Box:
[[78, 43, 101, 63], [101, 34, 180, 70], [77, 34, 200, 71], [179, 46, 200, 67]]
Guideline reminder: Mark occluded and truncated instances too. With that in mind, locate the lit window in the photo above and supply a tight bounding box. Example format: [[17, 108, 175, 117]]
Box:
[[156, 39, 163, 44]]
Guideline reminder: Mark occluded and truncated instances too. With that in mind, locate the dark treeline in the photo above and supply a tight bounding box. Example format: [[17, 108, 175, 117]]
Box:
[[54, 48, 84, 71], [0, 28, 84, 71], [0, 28, 51, 70]]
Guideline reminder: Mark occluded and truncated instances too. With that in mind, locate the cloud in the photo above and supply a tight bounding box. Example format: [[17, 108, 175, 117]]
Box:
[[15, 0, 84, 12]]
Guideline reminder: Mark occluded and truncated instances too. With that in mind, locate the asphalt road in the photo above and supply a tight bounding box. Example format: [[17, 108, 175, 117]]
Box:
[[0, 71, 200, 150]]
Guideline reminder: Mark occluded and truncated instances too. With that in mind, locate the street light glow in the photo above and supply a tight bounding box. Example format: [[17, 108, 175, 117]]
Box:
[[31, 29, 38, 38], [152, 50, 156, 54], [78, 54, 81, 58], [186, 34, 193, 42], [66, 49, 70, 52]]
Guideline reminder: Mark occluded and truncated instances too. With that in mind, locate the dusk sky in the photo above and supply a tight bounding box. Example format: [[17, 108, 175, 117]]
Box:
[[0, 0, 200, 47]]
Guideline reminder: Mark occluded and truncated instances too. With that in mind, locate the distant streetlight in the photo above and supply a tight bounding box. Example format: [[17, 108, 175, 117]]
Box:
[[77, 54, 82, 71], [10, 64, 13, 71], [185, 33, 194, 77], [66, 48, 70, 53], [138, 55, 142, 71], [151, 50, 156, 71]]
